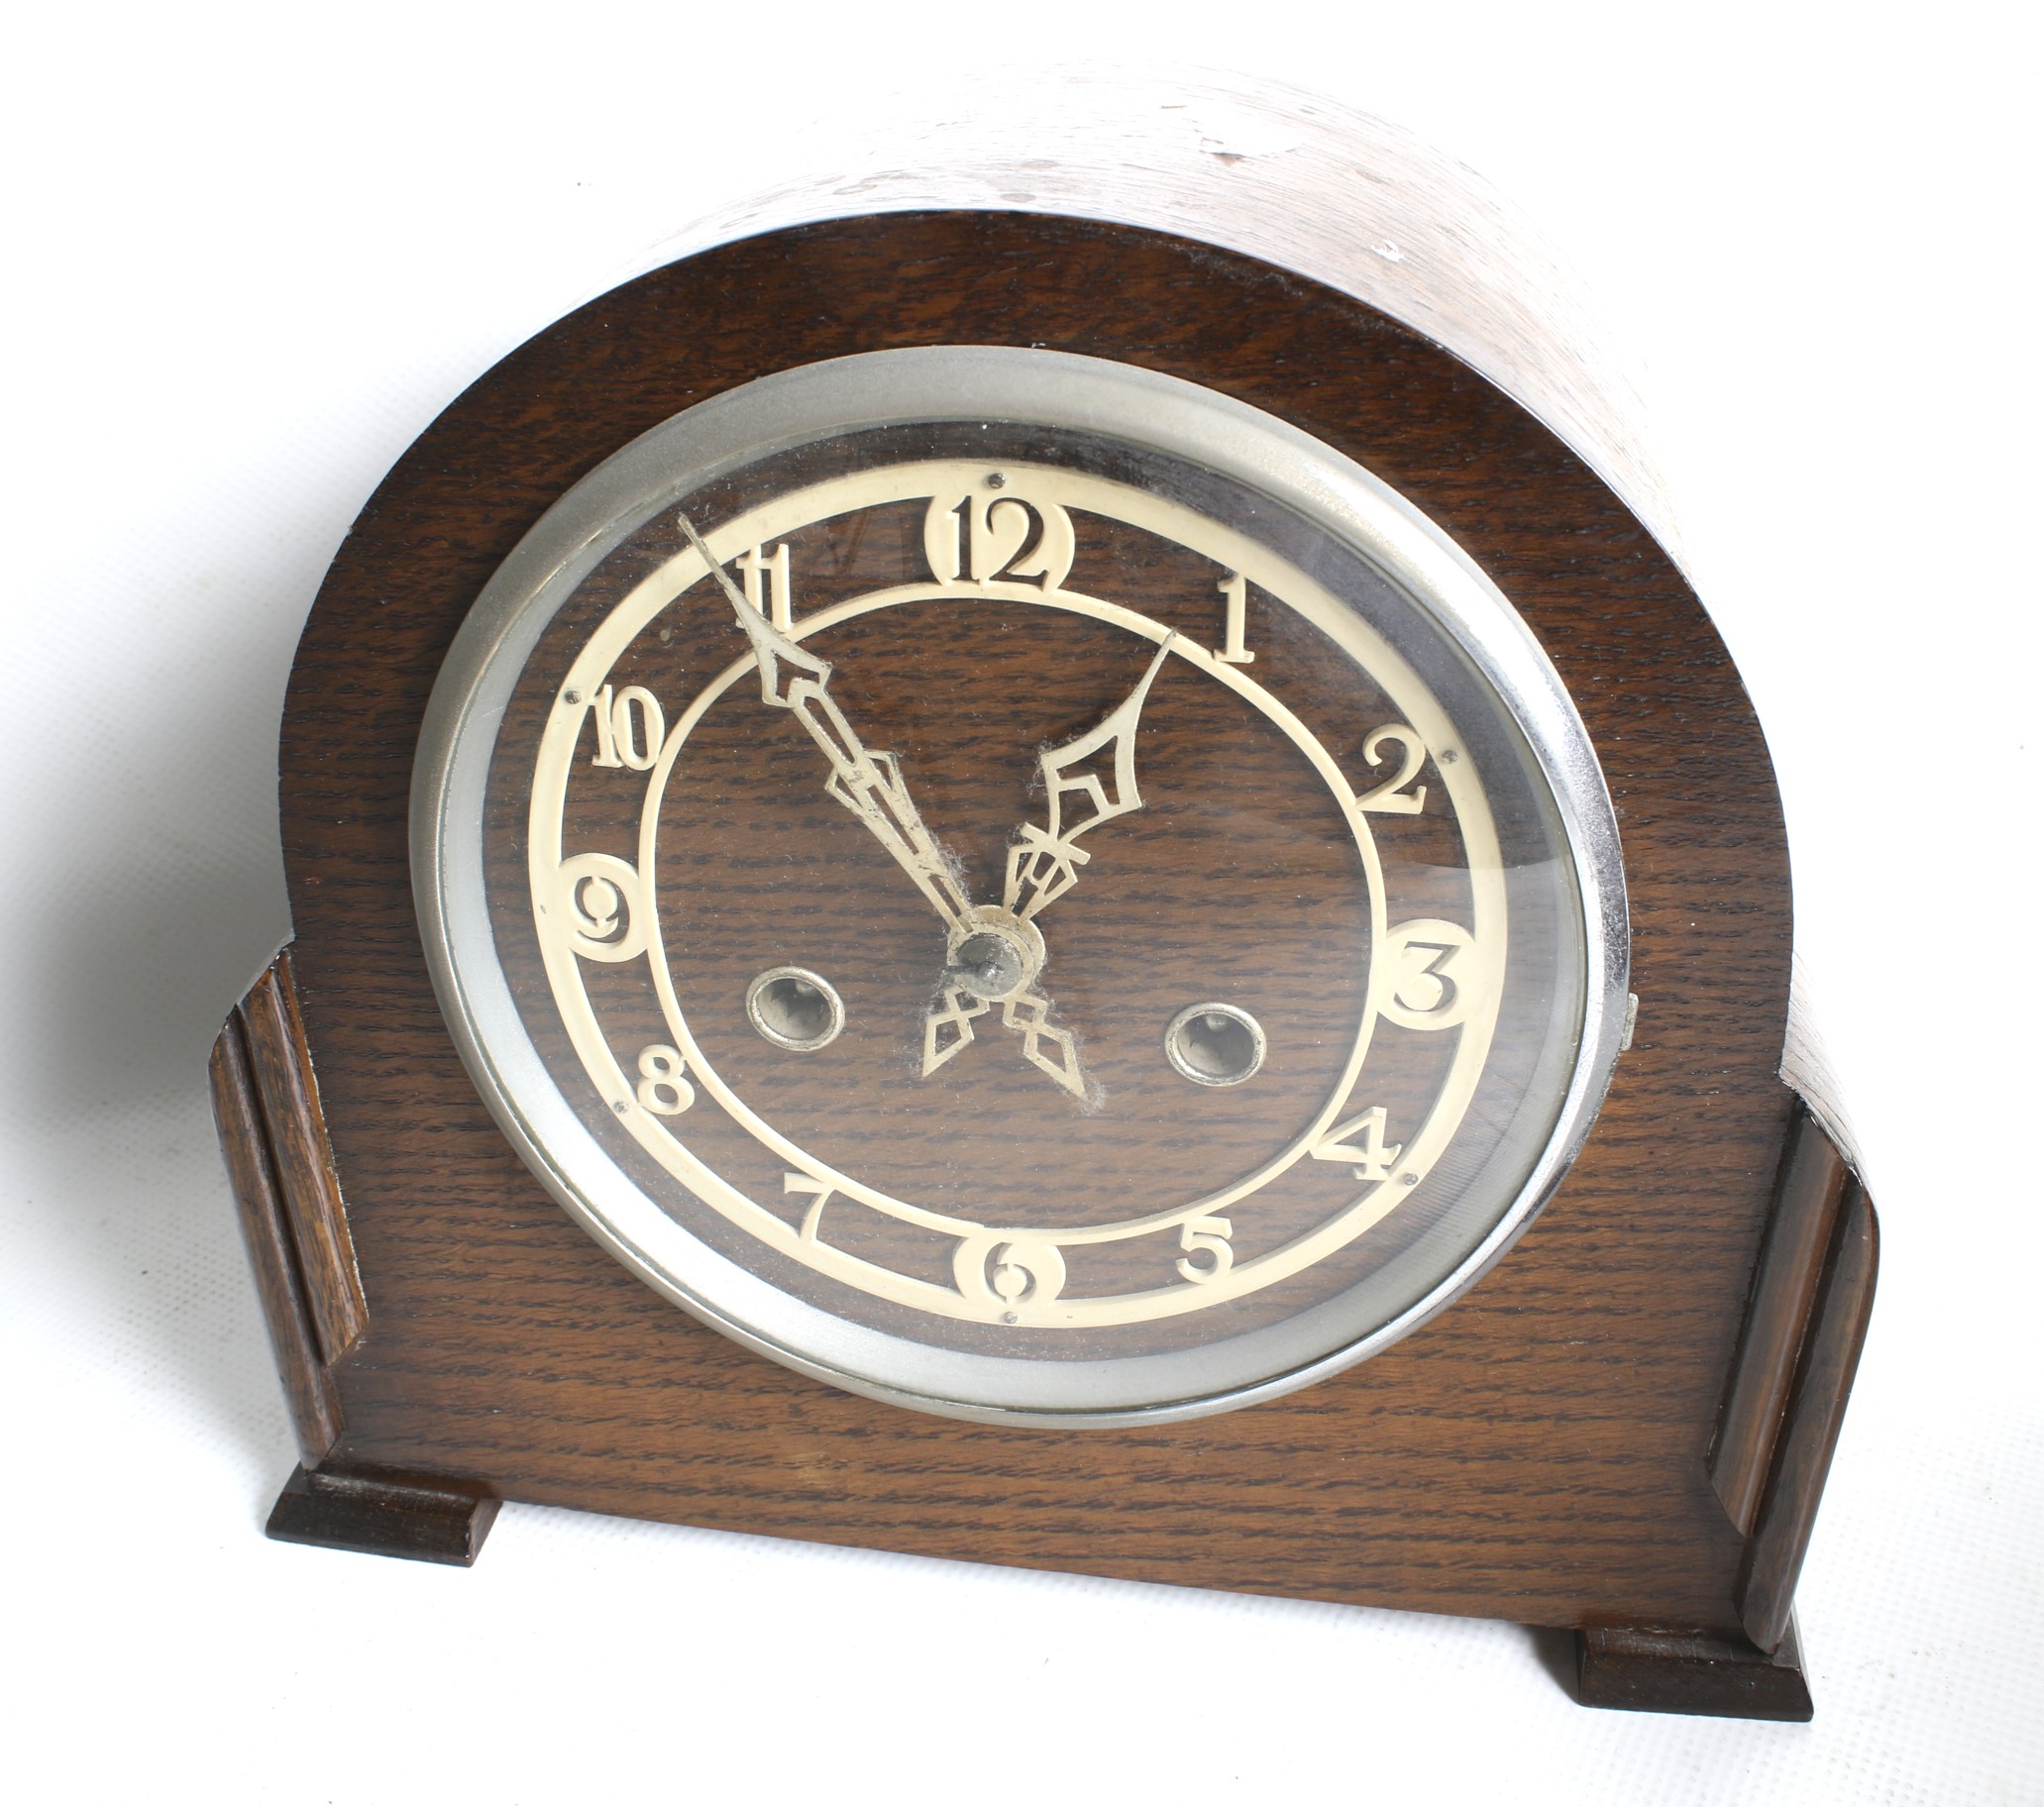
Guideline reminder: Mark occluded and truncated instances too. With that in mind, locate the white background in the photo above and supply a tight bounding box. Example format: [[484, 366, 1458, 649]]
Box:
[[4, 4, 2038, 1802]]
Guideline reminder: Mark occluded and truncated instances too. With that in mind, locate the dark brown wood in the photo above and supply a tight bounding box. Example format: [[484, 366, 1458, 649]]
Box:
[[226, 212, 1877, 1705], [1740, 1183, 1879, 1650], [210, 965, 345, 1465], [237, 949, 366, 1364], [268, 1464, 500, 1566], [1575, 1618, 1812, 1722], [1711, 1102, 1853, 1534]]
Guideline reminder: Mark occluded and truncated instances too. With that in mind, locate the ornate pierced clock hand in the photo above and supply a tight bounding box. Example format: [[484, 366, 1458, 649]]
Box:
[[924, 961, 1087, 1098], [678, 511, 972, 934], [1003, 636, 1176, 922], [921, 638, 1178, 1098]]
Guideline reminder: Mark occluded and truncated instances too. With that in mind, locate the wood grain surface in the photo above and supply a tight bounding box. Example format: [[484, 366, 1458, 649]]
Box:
[[1739, 1183, 1878, 1650], [211, 950, 369, 1465], [263, 211, 1857, 1638], [1575, 1619, 1814, 1722], [1711, 1101, 1853, 1535], [267, 1463, 500, 1568]]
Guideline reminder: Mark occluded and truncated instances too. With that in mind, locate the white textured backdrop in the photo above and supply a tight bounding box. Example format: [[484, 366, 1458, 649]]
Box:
[[3, 5, 2037, 1802]]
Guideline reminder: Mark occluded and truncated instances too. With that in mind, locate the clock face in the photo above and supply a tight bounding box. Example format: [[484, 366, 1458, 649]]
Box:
[[416, 348, 1627, 1422]]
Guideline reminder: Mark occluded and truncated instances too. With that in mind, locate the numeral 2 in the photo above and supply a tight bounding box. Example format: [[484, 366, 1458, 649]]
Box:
[[1354, 724, 1427, 814]]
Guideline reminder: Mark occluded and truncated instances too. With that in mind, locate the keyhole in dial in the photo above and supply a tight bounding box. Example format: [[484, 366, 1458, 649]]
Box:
[[745, 968, 845, 1051], [1164, 1003, 1266, 1087]]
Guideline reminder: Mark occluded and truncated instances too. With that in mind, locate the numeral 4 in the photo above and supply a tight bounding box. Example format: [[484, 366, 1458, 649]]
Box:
[[1312, 1106, 1403, 1184]]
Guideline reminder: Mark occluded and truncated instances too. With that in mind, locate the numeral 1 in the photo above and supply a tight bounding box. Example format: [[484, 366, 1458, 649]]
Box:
[[1215, 572, 1254, 664]]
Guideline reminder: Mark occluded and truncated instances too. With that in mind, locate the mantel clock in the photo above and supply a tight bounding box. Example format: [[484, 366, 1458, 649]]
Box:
[[212, 205, 1875, 1722]]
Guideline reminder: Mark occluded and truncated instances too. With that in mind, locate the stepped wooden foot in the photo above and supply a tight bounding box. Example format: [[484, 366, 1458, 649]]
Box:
[[267, 1465, 500, 1567], [1573, 1616, 1813, 1721]]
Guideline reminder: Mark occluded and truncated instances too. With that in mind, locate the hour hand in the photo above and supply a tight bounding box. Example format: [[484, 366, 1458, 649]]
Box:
[[921, 908, 1086, 1098], [1003, 637, 1176, 923], [677, 511, 971, 932], [923, 978, 1086, 1099]]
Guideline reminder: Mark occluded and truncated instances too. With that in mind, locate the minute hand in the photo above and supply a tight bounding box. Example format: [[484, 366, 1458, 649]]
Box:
[[1003, 637, 1176, 922], [678, 513, 971, 932]]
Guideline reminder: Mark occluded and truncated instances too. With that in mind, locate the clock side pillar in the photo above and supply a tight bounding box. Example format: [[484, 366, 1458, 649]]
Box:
[[210, 947, 500, 1567], [1571, 1099, 1879, 1720]]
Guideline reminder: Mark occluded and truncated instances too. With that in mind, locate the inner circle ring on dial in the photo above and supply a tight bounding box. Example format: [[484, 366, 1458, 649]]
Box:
[[639, 585, 1385, 1248], [526, 459, 1509, 1329]]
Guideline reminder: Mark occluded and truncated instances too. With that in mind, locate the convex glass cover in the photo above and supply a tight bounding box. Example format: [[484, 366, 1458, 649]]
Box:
[[414, 348, 1628, 1422]]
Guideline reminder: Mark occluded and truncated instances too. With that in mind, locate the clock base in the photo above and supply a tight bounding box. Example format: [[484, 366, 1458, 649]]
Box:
[[266, 1464, 500, 1568], [255, 1452, 1817, 1717], [1574, 1617, 1813, 1722]]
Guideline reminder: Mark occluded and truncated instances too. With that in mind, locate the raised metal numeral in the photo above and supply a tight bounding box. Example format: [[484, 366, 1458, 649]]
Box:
[[1379, 919, 1479, 1029], [589, 683, 667, 772], [634, 1044, 694, 1115], [1214, 571, 1254, 664], [922, 487, 1075, 592], [953, 1232, 1068, 1313], [784, 1172, 836, 1241], [1312, 1106, 1403, 1184], [553, 852, 648, 962], [1355, 723, 1427, 814], [1175, 1216, 1235, 1283], [736, 543, 794, 631]]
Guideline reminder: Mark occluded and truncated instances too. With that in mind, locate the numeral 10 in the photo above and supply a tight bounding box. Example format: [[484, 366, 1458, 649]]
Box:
[[588, 684, 666, 771]]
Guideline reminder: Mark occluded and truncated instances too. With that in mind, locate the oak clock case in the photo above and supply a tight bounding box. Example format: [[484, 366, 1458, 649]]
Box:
[[413, 349, 1627, 1424], [212, 210, 1875, 1723]]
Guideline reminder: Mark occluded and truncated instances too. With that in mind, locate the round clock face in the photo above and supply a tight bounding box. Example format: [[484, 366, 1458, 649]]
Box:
[[415, 348, 1627, 1423]]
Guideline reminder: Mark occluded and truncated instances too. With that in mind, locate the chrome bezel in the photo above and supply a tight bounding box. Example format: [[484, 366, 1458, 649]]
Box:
[[411, 346, 1630, 1427]]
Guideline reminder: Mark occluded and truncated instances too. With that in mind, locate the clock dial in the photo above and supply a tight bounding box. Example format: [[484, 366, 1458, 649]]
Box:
[[420, 348, 1627, 1421]]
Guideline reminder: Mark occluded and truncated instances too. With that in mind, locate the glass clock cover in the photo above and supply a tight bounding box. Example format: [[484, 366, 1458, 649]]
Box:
[[413, 347, 1628, 1424]]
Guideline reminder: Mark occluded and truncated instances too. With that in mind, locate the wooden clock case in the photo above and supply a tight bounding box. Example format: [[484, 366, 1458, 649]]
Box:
[[211, 210, 1876, 1720]]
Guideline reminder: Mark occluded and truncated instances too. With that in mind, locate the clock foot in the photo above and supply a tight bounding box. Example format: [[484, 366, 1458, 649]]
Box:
[[1572, 1614, 1813, 1721], [266, 1464, 501, 1567]]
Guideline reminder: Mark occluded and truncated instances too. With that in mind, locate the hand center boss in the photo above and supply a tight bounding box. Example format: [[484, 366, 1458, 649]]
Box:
[[679, 512, 1176, 1100]]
